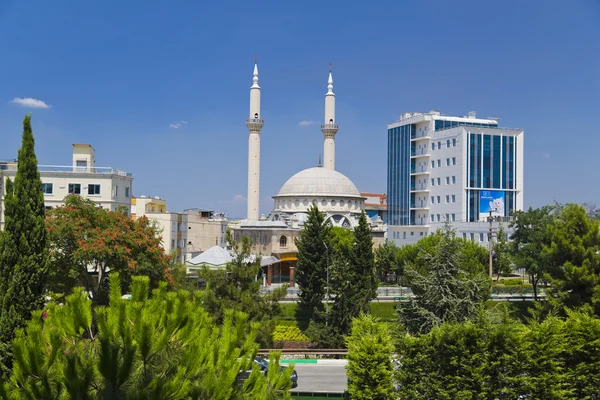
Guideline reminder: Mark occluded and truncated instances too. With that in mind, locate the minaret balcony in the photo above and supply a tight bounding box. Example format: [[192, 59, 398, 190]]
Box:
[[245, 118, 264, 131], [321, 123, 339, 136]]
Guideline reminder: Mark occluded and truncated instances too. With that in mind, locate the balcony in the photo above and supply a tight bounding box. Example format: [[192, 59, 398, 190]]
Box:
[[410, 168, 430, 175], [410, 151, 430, 158], [410, 203, 429, 210], [245, 118, 265, 131], [410, 134, 431, 141], [410, 185, 430, 192], [0, 163, 132, 178], [321, 123, 339, 136]]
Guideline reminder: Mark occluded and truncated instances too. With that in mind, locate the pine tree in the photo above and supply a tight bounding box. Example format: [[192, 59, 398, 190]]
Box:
[[1, 275, 294, 399], [397, 223, 490, 334], [0, 114, 49, 376], [346, 314, 394, 400], [294, 205, 330, 322]]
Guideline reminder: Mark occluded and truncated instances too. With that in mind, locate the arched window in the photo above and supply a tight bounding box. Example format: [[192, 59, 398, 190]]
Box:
[[280, 235, 287, 248]]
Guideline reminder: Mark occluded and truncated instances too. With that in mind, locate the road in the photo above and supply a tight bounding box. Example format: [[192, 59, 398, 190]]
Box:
[[292, 364, 347, 393]]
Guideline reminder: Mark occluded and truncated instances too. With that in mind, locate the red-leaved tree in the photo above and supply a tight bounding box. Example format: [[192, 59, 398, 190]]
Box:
[[45, 194, 171, 305]]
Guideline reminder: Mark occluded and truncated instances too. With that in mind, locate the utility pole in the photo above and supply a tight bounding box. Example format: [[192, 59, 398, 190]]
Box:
[[488, 210, 494, 279]]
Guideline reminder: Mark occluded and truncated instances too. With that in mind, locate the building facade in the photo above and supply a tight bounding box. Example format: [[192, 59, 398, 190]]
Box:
[[0, 144, 132, 229], [387, 110, 524, 245]]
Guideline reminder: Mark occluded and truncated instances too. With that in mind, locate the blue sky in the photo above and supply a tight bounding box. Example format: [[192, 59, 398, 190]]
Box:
[[0, 0, 598, 218]]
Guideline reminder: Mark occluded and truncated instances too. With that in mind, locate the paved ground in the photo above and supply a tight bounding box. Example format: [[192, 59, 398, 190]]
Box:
[[292, 364, 347, 393]]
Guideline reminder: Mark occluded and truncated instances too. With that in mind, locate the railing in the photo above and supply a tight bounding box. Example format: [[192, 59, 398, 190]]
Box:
[[257, 349, 348, 356], [0, 164, 132, 177]]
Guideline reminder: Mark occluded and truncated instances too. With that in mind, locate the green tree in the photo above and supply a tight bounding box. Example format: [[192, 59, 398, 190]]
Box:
[[350, 211, 378, 314], [0, 114, 49, 377], [45, 195, 170, 306], [294, 205, 330, 323], [346, 314, 394, 400], [493, 223, 513, 281], [509, 205, 556, 301], [0, 275, 294, 399], [544, 203, 600, 315], [397, 224, 490, 334], [199, 231, 287, 346], [374, 240, 402, 283]]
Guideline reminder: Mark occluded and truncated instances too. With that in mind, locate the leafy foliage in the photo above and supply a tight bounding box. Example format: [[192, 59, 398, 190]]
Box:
[[199, 231, 287, 347], [493, 223, 513, 280], [398, 224, 490, 334], [346, 314, 394, 400], [0, 275, 294, 399], [294, 205, 330, 323], [544, 203, 600, 316], [509, 205, 556, 301], [45, 195, 170, 306], [0, 114, 49, 377], [396, 310, 600, 399], [374, 240, 402, 283]]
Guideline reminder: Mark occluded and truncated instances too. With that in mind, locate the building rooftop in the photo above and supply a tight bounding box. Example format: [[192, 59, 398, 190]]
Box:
[[0, 163, 132, 177]]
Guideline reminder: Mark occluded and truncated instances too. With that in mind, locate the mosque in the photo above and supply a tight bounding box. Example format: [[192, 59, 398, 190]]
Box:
[[232, 62, 384, 286]]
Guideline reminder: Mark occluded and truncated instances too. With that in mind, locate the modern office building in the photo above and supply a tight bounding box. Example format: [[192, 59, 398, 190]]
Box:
[[387, 110, 524, 245], [0, 144, 133, 230]]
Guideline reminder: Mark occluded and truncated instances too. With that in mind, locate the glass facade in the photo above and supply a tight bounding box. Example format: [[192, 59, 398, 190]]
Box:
[[466, 131, 517, 221], [387, 124, 413, 225], [435, 119, 497, 131]]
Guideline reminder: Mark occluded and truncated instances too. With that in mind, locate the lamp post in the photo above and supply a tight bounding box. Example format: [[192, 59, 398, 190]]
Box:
[[323, 241, 330, 326]]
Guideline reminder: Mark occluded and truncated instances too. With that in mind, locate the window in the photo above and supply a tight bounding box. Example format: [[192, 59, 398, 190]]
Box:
[[452, 157, 456, 165], [432, 143, 436, 150], [470, 233, 475, 241], [480, 233, 484, 242], [114, 186, 119, 197], [446, 158, 450, 166], [437, 196, 441, 203], [125, 187, 130, 198], [431, 196, 435, 204], [280, 235, 287, 247], [445, 195, 450, 203], [452, 176, 456, 184], [88, 184, 101, 195], [431, 215, 435, 222], [437, 178, 441, 185], [420, 232, 424, 236], [171, 239, 175, 249], [403, 232, 406, 239], [44, 206, 52, 211], [42, 183, 53, 194], [438, 141, 441, 149], [68, 183, 81, 194], [452, 213, 456, 221], [446, 213, 449, 221], [452, 138, 456, 147], [431, 178, 435, 186], [447, 140, 450, 148], [431, 161, 435, 168], [446, 176, 450, 184], [452, 194, 456, 203], [437, 159, 441, 167], [437, 214, 441, 222], [410, 231, 414, 236], [463, 233, 467, 239]]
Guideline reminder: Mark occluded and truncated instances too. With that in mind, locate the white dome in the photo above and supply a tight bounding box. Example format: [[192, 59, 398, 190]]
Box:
[[275, 167, 362, 198]]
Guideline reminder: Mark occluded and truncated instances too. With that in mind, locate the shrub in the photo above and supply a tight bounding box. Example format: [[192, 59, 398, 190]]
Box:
[[272, 325, 310, 342]]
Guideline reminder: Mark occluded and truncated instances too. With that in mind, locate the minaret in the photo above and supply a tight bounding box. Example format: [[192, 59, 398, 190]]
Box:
[[321, 64, 338, 170], [246, 61, 264, 221]]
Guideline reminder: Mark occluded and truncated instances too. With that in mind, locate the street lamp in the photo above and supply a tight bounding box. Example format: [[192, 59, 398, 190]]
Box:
[[323, 241, 330, 326]]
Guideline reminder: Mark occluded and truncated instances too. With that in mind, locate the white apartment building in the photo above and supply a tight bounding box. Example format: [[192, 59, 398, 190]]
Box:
[[0, 144, 133, 229], [387, 111, 524, 246]]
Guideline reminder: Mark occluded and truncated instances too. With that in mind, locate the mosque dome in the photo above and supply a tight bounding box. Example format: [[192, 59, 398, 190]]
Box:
[[275, 167, 362, 198]]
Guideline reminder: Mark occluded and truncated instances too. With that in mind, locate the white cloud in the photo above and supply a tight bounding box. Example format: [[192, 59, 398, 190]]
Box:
[[10, 97, 51, 109], [543, 152, 551, 159], [299, 120, 317, 127], [169, 120, 188, 129], [232, 194, 247, 202]]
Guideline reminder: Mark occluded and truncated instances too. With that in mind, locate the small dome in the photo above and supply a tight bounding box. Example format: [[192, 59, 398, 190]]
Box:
[[275, 167, 362, 198]]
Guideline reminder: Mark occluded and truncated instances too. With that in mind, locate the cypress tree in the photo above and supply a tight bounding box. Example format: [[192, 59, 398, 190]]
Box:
[[294, 205, 330, 322], [350, 211, 378, 313], [0, 114, 49, 375]]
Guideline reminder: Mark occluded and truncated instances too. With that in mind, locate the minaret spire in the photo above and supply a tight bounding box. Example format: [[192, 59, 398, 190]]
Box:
[[321, 64, 338, 170], [246, 60, 264, 221]]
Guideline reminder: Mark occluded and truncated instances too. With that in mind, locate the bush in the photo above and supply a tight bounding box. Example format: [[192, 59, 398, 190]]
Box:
[[272, 325, 310, 342], [497, 278, 528, 286]]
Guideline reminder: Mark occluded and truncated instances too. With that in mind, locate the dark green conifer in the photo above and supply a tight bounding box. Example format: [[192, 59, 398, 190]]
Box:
[[294, 205, 330, 322], [0, 114, 49, 375]]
